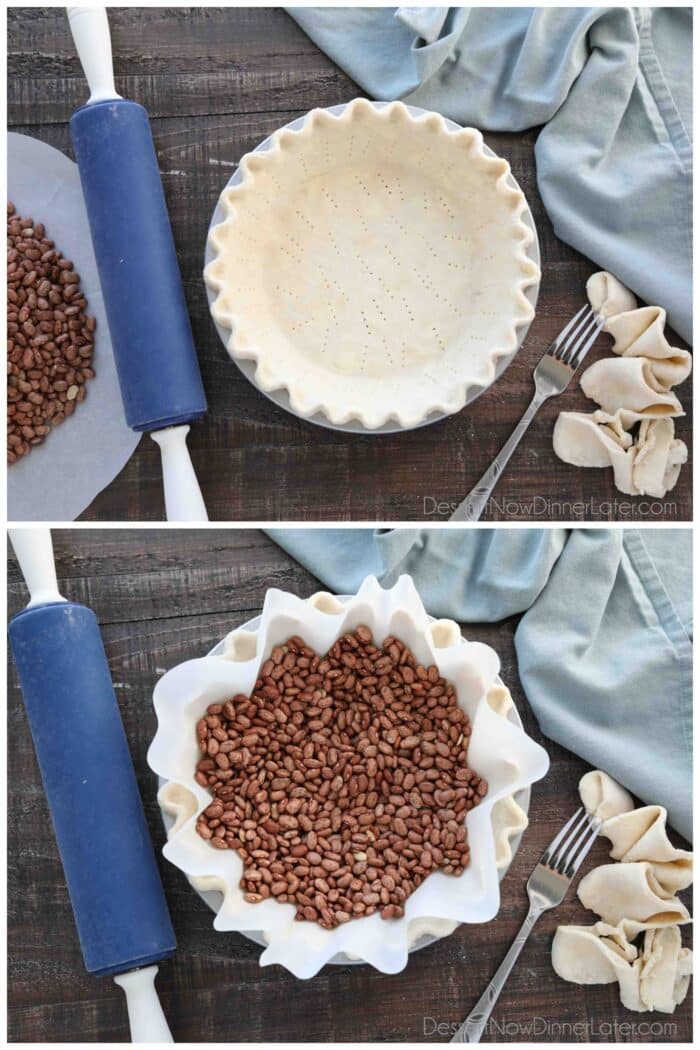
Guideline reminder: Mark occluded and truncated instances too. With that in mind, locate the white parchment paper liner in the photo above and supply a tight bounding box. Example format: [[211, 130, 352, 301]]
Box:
[[148, 576, 549, 978], [7, 133, 140, 521]]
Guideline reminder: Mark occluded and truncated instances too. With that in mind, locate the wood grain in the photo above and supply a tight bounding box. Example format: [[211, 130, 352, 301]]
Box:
[[7, 7, 692, 522], [7, 530, 692, 1042]]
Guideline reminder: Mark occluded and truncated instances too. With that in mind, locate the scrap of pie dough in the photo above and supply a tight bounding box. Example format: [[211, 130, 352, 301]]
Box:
[[577, 861, 690, 927], [556, 770, 693, 1012], [587, 272, 691, 387], [580, 357, 682, 417], [553, 413, 687, 497], [639, 925, 693, 1013], [552, 922, 692, 1013], [605, 307, 692, 389], [552, 923, 646, 1010], [554, 271, 690, 495], [579, 770, 634, 822], [602, 806, 693, 893], [586, 271, 637, 318], [633, 417, 687, 496]]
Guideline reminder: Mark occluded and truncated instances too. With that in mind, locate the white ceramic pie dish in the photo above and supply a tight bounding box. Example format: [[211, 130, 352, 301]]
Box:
[[148, 576, 549, 978], [157, 603, 532, 964], [204, 99, 541, 434]]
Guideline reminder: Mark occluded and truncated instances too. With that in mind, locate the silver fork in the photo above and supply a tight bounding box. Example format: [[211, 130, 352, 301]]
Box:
[[450, 305, 604, 521], [450, 807, 602, 1043]]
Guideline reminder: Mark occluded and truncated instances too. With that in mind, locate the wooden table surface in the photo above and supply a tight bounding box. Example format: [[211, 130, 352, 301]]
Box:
[[7, 529, 692, 1042], [7, 7, 692, 522]]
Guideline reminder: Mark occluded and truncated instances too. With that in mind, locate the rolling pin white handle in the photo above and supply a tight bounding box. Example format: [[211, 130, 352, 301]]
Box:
[[9, 528, 66, 608], [151, 425, 208, 522], [114, 965, 173, 1043], [66, 6, 122, 104]]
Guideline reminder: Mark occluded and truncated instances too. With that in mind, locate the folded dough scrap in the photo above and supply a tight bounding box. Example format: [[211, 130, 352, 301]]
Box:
[[581, 358, 682, 417], [577, 861, 690, 927], [553, 413, 687, 498], [586, 272, 637, 319], [603, 806, 693, 893], [553, 272, 691, 496], [579, 773, 693, 892], [552, 923, 692, 1013], [579, 769, 634, 822], [552, 770, 693, 1012], [587, 273, 692, 385]]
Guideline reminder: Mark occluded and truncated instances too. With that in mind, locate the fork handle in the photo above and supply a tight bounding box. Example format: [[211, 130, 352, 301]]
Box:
[[449, 391, 547, 521], [450, 906, 543, 1043]]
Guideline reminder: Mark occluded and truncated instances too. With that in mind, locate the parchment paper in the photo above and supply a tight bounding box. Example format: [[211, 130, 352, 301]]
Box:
[[8, 132, 140, 521]]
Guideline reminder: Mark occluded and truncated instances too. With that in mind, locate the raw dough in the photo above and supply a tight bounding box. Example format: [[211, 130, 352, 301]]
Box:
[[577, 861, 690, 927], [605, 306, 692, 389], [639, 926, 693, 1013], [553, 408, 687, 498], [554, 770, 693, 1012], [554, 271, 690, 495], [205, 99, 540, 429], [603, 806, 693, 893], [579, 769, 634, 822], [552, 923, 692, 1013], [586, 271, 637, 318], [586, 272, 691, 388], [581, 357, 682, 417], [486, 680, 529, 867]]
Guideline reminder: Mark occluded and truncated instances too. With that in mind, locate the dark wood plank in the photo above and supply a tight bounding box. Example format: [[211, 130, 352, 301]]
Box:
[[7, 7, 691, 522], [7, 530, 692, 1042]]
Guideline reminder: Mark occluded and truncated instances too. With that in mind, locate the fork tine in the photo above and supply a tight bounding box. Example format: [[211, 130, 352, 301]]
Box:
[[548, 808, 590, 871], [560, 312, 597, 364], [562, 312, 605, 367], [540, 806, 583, 865], [550, 305, 589, 359], [555, 809, 597, 871], [565, 816, 602, 878], [569, 315, 605, 368]]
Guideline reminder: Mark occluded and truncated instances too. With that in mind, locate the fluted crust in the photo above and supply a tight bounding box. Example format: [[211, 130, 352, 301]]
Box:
[[205, 99, 540, 429]]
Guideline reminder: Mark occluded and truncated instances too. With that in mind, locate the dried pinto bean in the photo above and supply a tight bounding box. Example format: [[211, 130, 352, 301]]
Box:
[[195, 627, 487, 929], [7, 202, 95, 464]]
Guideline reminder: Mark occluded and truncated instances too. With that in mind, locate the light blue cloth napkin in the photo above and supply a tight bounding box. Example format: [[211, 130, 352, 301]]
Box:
[[267, 528, 692, 840], [288, 7, 693, 344]]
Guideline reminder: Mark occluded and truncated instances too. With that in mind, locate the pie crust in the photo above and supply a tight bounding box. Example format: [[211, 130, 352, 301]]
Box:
[[205, 98, 540, 429]]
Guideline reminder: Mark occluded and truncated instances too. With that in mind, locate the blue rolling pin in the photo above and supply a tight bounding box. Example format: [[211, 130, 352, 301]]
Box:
[[67, 6, 208, 521], [8, 529, 175, 1042]]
